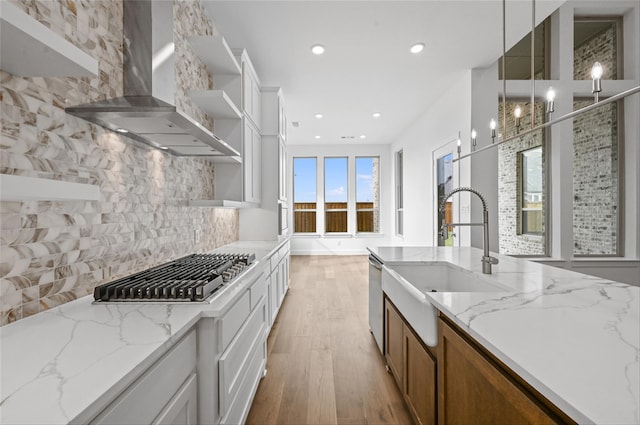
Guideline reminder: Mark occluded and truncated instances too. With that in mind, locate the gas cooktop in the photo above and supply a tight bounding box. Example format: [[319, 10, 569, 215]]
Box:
[[93, 253, 255, 303]]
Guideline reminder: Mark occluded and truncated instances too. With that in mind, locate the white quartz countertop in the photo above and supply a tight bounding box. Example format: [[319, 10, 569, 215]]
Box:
[[0, 239, 288, 425], [368, 246, 640, 425]]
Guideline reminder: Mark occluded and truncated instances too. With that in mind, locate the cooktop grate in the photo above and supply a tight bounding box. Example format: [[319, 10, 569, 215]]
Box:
[[93, 253, 255, 302]]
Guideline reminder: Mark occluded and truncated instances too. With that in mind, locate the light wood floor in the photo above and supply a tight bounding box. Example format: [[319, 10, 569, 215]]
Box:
[[246, 255, 413, 425]]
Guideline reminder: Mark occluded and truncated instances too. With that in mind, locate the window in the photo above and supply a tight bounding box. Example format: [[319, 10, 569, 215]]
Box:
[[520, 147, 543, 235], [293, 157, 317, 233], [356, 157, 380, 233], [395, 150, 404, 236], [324, 157, 348, 233]]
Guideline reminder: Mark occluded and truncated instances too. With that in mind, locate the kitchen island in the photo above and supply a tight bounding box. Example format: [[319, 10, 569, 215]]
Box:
[[368, 246, 639, 425], [0, 239, 289, 425]]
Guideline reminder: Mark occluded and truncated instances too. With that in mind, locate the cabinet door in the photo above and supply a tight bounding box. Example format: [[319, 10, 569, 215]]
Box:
[[384, 298, 404, 387], [242, 64, 253, 119], [278, 137, 287, 201], [152, 374, 198, 425], [252, 80, 262, 130], [404, 326, 436, 425], [252, 126, 261, 203], [438, 319, 560, 425], [243, 119, 261, 204], [278, 96, 286, 141]]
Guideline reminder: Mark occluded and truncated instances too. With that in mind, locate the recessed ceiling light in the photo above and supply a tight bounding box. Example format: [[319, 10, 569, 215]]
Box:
[[315, 135, 321, 139], [372, 112, 381, 118], [410, 42, 425, 54], [115, 128, 129, 133], [159, 146, 168, 150], [315, 113, 323, 119], [311, 44, 325, 55], [360, 135, 366, 139]]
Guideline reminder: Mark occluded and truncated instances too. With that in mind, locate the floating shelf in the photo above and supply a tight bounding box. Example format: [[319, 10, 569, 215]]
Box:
[[188, 199, 245, 208], [0, 2, 98, 77], [0, 174, 100, 201], [189, 90, 242, 120], [188, 35, 241, 76]]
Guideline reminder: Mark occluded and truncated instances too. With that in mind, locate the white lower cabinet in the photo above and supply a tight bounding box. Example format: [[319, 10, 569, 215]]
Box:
[[197, 270, 269, 425], [91, 331, 197, 425], [266, 242, 290, 329], [90, 247, 290, 425]]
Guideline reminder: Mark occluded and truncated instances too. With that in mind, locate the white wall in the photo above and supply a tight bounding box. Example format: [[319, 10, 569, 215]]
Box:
[[287, 144, 391, 255], [389, 71, 473, 247]]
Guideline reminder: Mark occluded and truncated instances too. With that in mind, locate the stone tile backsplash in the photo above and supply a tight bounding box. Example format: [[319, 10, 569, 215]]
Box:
[[0, 0, 239, 325]]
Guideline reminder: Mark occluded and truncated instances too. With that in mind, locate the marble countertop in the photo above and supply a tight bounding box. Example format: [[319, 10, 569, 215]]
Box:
[[368, 246, 640, 425], [0, 239, 288, 425]]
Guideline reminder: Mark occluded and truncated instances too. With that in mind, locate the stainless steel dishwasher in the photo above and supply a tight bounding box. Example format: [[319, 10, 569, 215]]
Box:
[[368, 253, 384, 354]]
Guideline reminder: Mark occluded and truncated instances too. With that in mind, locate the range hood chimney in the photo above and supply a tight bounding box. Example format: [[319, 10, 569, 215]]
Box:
[[66, 0, 239, 158]]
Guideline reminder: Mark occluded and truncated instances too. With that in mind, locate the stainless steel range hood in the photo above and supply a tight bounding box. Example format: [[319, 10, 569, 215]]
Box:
[[66, 0, 239, 158]]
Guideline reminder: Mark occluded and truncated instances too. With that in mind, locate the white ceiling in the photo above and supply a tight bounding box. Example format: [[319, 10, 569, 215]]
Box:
[[202, 1, 565, 145]]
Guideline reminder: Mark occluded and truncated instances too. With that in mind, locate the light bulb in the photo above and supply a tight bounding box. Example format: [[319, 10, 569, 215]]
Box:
[[546, 87, 556, 102], [490, 119, 496, 130], [457, 138, 461, 147], [514, 106, 522, 118], [311, 44, 325, 55], [410, 43, 425, 54], [471, 129, 477, 139], [591, 62, 603, 80], [315, 113, 323, 119]]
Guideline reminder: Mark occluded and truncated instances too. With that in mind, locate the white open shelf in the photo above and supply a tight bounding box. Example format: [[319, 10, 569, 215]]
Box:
[[0, 2, 98, 77], [188, 35, 241, 76], [189, 90, 242, 119], [0, 174, 100, 201], [188, 199, 245, 208]]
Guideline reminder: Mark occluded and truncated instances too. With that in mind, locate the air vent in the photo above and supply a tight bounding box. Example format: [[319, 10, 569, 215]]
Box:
[[340, 136, 356, 140]]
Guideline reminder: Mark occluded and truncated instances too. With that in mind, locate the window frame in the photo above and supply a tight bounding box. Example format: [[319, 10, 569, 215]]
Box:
[[519, 146, 544, 236], [323, 156, 349, 234], [355, 156, 380, 234], [292, 156, 318, 234]]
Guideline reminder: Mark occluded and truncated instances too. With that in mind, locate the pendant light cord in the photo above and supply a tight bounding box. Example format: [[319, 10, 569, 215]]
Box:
[[501, 0, 507, 138], [531, 0, 536, 128]]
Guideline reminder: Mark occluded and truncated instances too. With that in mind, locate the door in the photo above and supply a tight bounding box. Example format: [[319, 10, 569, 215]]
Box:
[[433, 140, 458, 246]]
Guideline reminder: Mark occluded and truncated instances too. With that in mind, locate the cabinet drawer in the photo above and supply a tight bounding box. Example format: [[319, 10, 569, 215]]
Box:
[[220, 332, 266, 425], [270, 252, 279, 272], [219, 299, 266, 418], [219, 290, 251, 351], [91, 330, 196, 425], [250, 272, 267, 311]]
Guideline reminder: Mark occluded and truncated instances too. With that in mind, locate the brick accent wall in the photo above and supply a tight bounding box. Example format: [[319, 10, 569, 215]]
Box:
[[573, 20, 620, 255], [0, 0, 239, 325], [572, 100, 619, 255]]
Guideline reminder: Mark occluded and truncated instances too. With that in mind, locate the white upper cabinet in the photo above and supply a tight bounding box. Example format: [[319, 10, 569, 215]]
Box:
[[262, 88, 287, 202], [234, 49, 262, 131], [243, 118, 261, 204]]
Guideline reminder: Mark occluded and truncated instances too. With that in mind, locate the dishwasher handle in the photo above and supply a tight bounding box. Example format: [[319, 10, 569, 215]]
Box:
[[368, 255, 383, 271]]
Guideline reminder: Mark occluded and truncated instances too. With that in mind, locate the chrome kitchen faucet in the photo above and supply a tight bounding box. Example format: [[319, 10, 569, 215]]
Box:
[[439, 187, 498, 274]]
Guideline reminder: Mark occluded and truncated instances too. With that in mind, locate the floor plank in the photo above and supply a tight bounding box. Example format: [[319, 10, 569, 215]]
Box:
[[246, 255, 413, 425]]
